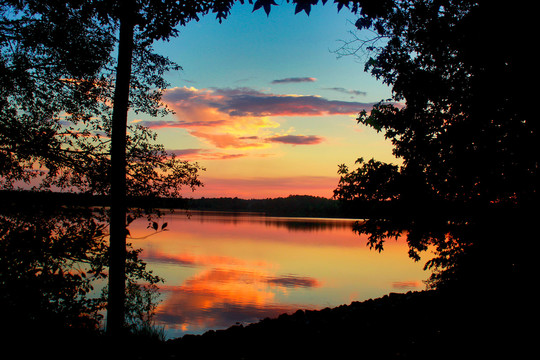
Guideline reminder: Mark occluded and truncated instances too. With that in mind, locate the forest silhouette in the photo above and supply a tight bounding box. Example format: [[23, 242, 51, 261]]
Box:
[[1, 0, 535, 359]]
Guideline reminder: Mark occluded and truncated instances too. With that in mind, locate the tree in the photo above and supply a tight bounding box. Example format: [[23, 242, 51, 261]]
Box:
[[1, 0, 415, 335], [97, 0, 235, 336], [0, 199, 163, 332], [1, 0, 203, 335], [1, 1, 201, 195], [334, 157, 401, 202], [334, 0, 536, 290], [94, 0, 388, 336]]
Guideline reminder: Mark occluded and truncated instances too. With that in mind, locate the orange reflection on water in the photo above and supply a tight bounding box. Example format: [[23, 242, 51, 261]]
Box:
[[128, 212, 431, 338]]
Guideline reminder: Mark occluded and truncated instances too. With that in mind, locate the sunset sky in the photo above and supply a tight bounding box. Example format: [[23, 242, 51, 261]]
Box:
[[132, 3, 398, 199]]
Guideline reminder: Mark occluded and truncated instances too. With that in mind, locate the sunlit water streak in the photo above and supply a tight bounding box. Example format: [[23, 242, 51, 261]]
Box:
[[128, 211, 432, 339]]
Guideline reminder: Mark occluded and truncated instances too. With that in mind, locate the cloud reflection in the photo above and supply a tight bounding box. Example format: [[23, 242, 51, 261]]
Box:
[[155, 266, 319, 336], [142, 248, 270, 268], [267, 275, 320, 288], [129, 213, 431, 339]]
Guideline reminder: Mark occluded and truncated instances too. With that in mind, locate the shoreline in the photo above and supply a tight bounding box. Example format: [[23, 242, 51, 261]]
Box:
[[7, 288, 530, 360], [160, 288, 528, 359]]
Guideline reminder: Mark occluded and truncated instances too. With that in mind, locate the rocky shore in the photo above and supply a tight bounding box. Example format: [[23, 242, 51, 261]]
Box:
[[159, 289, 528, 359], [15, 289, 528, 360]]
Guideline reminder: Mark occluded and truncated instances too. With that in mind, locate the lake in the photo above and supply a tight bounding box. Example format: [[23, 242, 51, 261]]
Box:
[[128, 211, 432, 339]]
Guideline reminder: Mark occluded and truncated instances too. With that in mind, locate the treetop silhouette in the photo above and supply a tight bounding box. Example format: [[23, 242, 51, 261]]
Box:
[[334, 0, 536, 290]]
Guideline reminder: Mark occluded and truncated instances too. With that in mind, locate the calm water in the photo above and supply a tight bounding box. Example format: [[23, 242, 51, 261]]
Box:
[[128, 211, 431, 339]]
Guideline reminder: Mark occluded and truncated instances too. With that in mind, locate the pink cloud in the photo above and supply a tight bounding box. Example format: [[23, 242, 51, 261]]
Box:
[[168, 148, 249, 160], [144, 87, 374, 151], [186, 87, 374, 117], [137, 119, 228, 128], [160, 86, 373, 120], [168, 148, 277, 161]]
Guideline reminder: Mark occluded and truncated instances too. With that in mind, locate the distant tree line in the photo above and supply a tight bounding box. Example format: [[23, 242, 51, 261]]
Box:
[[2, 190, 390, 218], [185, 195, 347, 218]]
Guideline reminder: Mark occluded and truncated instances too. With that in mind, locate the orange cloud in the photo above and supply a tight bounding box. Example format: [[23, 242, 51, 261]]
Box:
[[168, 148, 249, 160], [138, 86, 374, 151], [189, 131, 267, 149]]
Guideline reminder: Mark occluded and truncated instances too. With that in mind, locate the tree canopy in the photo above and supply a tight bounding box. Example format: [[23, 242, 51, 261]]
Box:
[[0, 0, 206, 335], [357, 0, 535, 206], [4, 0, 533, 339], [0, 1, 202, 196], [334, 0, 536, 290]]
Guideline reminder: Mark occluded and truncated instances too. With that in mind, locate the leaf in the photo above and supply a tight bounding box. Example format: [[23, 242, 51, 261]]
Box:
[[252, 0, 277, 16], [161, 222, 168, 230], [295, 4, 311, 15], [152, 221, 158, 231]]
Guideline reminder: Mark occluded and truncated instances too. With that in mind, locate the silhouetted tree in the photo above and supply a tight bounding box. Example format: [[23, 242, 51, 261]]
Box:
[[1, 0, 203, 335], [1, 1, 202, 195], [334, 1, 536, 290], [94, 0, 235, 336], [0, 201, 162, 338], [93, 0, 392, 334], [1, 0, 444, 336]]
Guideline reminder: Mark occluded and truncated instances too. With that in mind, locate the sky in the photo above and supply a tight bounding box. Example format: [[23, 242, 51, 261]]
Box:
[[131, 3, 398, 199]]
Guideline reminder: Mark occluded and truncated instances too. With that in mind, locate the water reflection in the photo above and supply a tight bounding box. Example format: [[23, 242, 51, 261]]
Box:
[[182, 210, 356, 231], [128, 211, 430, 339]]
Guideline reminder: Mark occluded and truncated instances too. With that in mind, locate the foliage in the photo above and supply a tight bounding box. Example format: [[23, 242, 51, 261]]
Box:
[[0, 0, 202, 334], [0, 1, 202, 197], [0, 200, 164, 333], [0, 0, 113, 189], [334, 1, 536, 289], [335, 157, 401, 202], [250, 0, 393, 17], [354, 0, 535, 205], [0, 204, 107, 331]]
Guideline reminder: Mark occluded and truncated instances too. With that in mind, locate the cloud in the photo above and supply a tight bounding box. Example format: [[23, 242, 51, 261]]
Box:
[[323, 87, 367, 97], [168, 148, 249, 160], [189, 131, 268, 149], [209, 88, 372, 117], [135, 119, 229, 128], [162, 86, 374, 118], [272, 77, 317, 84], [267, 135, 324, 145], [150, 86, 374, 150]]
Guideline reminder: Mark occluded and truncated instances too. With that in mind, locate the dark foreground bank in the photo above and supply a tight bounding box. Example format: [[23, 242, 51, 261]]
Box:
[[162, 290, 529, 360], [8, 289, 529, 360]]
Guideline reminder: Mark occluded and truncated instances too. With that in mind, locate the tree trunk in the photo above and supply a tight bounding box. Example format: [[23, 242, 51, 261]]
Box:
[[107, 5, 135, 336]]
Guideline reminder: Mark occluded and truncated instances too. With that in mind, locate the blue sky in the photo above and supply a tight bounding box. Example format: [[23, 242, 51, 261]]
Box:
[[155, 3, 389, 101], [136, 2, 397, 199]]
